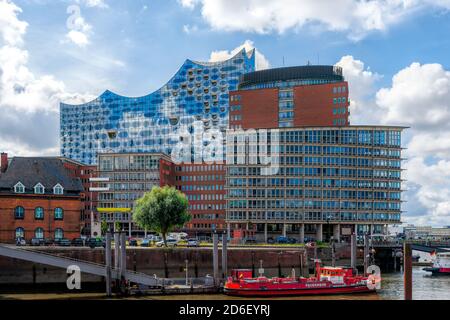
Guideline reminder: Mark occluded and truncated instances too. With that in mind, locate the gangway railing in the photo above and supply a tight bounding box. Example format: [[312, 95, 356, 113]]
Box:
[[0, 244, 158, 287]]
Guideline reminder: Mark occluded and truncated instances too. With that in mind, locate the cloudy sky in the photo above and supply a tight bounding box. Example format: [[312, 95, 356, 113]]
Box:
[[1, 0, 450, 226]]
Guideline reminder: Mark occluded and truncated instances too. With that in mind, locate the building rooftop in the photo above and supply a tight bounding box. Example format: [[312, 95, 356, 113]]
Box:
[[238, 65, 344, 89], [0, 157, 83, 193]]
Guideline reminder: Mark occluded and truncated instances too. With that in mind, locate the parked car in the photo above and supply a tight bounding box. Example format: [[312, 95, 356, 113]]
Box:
[[275, 236, 289, 244], [44, 238, 54, 246], [16, 237, 26, 246], [140, 238, 151, 247], [267, 237, 275, 244], [31, 238, 44, 246], [156, 238, 178, 247], [244, 237, 257, 244], [86, 238, 105, 248], [58, 238, 71, 247], [187, 238, 199, 247], [71, 238, 84, 246], [128, 238, 138, 246]]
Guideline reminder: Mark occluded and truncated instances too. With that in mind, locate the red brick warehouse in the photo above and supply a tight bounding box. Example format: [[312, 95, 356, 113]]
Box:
[[0, 154, 83, 243]]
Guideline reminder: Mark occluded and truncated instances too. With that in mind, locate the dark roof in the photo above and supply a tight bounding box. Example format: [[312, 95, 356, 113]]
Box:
[[239, 65, 344, 89], [0, 157, 83, 193]]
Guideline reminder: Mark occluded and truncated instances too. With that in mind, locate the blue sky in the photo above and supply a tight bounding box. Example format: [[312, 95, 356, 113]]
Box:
[[14, 0, 450, 96], [1, 0, 450, 226]]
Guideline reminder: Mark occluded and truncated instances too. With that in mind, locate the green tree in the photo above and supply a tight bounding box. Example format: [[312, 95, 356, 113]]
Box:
[[101, 220, 108, 236], [114, 221, 121, 232], [133, 186, 190, 247]]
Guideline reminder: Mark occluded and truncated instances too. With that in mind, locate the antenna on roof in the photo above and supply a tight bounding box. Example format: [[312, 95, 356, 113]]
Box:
[[282, 56, 285, 67], [317, 53, 320, 65]]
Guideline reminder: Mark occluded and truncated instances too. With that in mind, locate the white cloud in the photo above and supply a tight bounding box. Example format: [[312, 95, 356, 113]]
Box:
[[209, 40, 270, 70], [0, 0, 93, 156], [376, 62, 450, 130], [183, 24, 198, 34], [65, 30, 90, 47], [178, 0, 199, 10], [76, 0, 109, 9], [404, 158, 450, 226], [65, 10, 92, 47], [335, 55, 382, 124], [179, 0, 450, 40], [407, 133, 450, 159], [0, 0, 28, 46]]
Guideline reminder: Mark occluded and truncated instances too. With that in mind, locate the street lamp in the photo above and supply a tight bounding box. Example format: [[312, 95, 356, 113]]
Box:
[[88, 176, 110, 238]]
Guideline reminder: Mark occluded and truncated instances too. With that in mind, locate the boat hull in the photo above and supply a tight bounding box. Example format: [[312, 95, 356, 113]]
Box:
[[423, 267, 450, 275], [224, 285, 375, 297]]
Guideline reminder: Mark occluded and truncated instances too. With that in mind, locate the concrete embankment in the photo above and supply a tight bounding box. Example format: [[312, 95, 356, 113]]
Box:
[[0, 245, 360, 285]]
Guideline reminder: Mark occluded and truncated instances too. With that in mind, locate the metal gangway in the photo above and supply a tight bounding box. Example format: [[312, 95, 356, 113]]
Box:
[[0, 243, 159, 287]]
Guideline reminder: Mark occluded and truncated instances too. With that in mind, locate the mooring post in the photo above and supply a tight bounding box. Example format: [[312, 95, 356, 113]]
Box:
[[331, 237, 336, 267], [394, 250, 397, 272], [350, 233, 357, 271], [404, 242, 412, 300], [364, 233, 369, 276], [212, 232, 219, 286], [221, 232, 228, 279], [105, 231, 112, 296], [303, 250, 309, 277], [114, 232, 120, 270], [185, 259, 189, 286], [120, 232, 127, 277], [299, 252, 303, 277]]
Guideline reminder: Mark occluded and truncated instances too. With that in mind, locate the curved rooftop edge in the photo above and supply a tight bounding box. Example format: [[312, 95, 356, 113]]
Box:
[[61, 48, 256, 107], [239, 65, 344, 89]]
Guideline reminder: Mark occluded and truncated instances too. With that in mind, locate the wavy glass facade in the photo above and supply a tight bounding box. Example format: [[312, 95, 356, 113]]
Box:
[[225, 126, 404, 242], [60, 49, 256, 165]]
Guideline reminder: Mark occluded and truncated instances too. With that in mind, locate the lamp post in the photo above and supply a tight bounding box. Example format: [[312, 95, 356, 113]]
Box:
[[88, 176, 110, 238]]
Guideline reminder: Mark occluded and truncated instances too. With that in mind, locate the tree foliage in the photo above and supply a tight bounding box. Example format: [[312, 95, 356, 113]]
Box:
[[133, 186, 190, 246]]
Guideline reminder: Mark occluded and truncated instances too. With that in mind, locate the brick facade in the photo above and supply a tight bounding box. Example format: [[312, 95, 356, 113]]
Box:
[[229, 82, 349, 129], [174, 163, 226, 236], [0, 194, 82, 243], [60, 158, 97, 234]]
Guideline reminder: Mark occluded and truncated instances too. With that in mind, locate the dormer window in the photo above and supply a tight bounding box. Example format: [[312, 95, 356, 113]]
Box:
[[14, 182, 25, 193], [34, 183, 45, 194], [53, 184, 64, 195]]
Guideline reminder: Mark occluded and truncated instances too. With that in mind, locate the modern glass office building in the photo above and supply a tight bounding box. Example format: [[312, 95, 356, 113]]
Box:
[[225, 126, 405, 242], [60, 49, 256, 165]]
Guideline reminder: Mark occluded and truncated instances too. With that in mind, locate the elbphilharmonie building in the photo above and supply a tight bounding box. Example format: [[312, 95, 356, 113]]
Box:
[[60, 49, 256, 165]]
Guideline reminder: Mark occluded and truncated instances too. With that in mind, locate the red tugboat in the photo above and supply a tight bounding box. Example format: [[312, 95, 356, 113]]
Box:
[[224, 260, 378, 297], [423, 252, 450, 275]]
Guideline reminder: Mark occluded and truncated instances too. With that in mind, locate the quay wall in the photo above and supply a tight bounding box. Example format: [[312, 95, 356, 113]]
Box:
[[0, 245, 363, 285]]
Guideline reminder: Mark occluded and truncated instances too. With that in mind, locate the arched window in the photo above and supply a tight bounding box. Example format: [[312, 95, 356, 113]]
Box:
[[15, 227, 24, 239], [34, 183, 45, 194], [14, 182, 25, 193], [53, 184, 64, 195], [35, 227, 44, 239], [34, 207, 44, 220], [54, 207, 64, 220], [54, 228, 64, 239], [14, 206, 25, 219]]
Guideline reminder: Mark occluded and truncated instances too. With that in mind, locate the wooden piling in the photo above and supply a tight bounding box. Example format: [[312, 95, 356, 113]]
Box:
[[221, 234, 228, 279], [364, 233, 369, 276], [350, 233, 357, 270], [212, 232, 219, 285], [105, 232, 112, 296], [404, 242, 412, 300]]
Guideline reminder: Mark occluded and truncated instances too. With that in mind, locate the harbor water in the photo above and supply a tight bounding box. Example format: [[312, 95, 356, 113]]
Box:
[[0, 267, 449, 300]]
